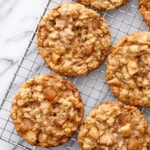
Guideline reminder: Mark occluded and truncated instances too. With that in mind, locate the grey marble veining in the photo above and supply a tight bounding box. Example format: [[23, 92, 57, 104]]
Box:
[[0, 0, 47, 101], [0, 1, 48, 148], [0, 0, 150, 149], [0, 0, 44, 62]]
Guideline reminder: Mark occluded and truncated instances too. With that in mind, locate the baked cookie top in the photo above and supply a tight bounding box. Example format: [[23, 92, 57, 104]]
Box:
[[106, 31, 150, 107], [77, 0, 128, 10], [11, 74, 84, 147], [78, 102, 150, 150], [37, 2, 111, 77], [139, 0, 150, 26]]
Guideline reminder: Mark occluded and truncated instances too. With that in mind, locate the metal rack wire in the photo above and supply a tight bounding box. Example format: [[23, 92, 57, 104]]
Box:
[[0, 0, 150, 149]]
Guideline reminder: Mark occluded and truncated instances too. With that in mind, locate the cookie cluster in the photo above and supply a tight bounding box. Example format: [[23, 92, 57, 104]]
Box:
[[106, 31, 150, 107], [11, 1, 150, 150], [139, 0, 150, 26], [78, 102, 150, 150], [11, 74, 84, 147], [37, 2, 111, 77], [78, 0, 128, 10]]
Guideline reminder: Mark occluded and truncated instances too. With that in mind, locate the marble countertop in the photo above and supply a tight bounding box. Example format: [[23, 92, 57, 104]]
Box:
[[0, 0, 47, 101], [0, 0, 150, 149], [0, 0, 47, 148]]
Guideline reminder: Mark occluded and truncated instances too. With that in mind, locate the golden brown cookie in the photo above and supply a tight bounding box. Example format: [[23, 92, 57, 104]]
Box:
[[139, 0, 150, 26], [11, 74, 84, 147], [37, 2, 111, 77], [78, 0, 129, 10], [78, 102, 150, 150], [106, 31, 150, 107]]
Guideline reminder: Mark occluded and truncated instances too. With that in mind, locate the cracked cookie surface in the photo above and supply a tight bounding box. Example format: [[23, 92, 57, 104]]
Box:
[[11, 74, 84, 147], [78, 102, 150, 150], [37, 2, 111, 77], [106, 31, 150, 107], [78, 0, 128, 10], [139, 0, 150, 26]]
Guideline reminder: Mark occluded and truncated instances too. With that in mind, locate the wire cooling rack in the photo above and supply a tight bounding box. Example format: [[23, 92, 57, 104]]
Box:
[[0, 0, 150, 149]]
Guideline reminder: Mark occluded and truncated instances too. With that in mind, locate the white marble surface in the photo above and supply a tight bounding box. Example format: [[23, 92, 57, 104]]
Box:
[[0, 0, 150, 149], [0, 0, 47, 148], [0, 0, 47, 99]]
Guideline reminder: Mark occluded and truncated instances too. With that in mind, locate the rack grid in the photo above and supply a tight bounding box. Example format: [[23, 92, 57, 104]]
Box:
[[0, 0, 150, 149]]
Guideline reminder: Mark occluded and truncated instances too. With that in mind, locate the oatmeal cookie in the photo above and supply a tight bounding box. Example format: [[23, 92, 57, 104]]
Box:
[[139, 0, 150, 26], [37, 2, 111, 77], [11, 74, 84, 147], [78, 102, 150, 150], [78, 0, 129, 10], [106, 31, 150, 107]]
